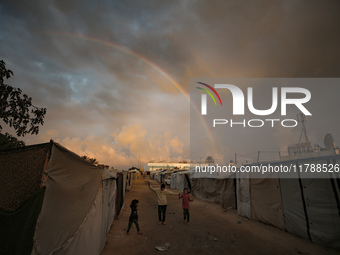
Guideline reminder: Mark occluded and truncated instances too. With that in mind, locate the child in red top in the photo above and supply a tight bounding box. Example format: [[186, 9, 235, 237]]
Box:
[[178, 188, 193, 223]]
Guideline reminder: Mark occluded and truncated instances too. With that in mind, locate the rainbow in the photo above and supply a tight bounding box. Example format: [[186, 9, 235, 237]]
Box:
[[42, 32, 219, 156], [43, 32, 189, 99]]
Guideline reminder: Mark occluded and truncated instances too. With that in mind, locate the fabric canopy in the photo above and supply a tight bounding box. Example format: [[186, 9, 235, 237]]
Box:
[[0, 141, 120, 255]]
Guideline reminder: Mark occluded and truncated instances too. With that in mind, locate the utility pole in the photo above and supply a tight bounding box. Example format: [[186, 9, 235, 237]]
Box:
[[297, 113, 309, 144]]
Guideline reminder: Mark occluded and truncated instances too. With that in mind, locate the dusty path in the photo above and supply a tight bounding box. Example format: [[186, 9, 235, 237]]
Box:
[[101, 176, 339, 255]]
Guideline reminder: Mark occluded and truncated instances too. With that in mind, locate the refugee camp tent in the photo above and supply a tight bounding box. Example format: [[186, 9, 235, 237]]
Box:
[[158, 169, 174, 184], [190, 168, 236, 209], [0, 141, 118, 255], [192, 178, 236, 209], [129, 170, 139, 181], [236, 170, 285, 229], [241, 155, 340, 249], [169, 170, 191, 192], [249, 173, 285, 230], [235, 172, 251, 219], [126, 171, 133, 191], [101, 169, 117, 242], [125, 169, 139, 190], [115, 171, 127, 218], [153, 170, 163, 183], [163, 169, 174, 179]]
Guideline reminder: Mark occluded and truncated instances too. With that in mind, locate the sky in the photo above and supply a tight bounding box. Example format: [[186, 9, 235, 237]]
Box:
[[1, 0, 340, 169]]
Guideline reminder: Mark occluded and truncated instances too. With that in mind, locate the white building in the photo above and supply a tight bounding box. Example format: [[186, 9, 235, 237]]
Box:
[[144, 162, 191, 172]]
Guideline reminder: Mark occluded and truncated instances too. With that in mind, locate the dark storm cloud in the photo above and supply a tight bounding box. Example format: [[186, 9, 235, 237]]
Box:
[[1, 0, 340, 168], [188, 0, 340, 77]]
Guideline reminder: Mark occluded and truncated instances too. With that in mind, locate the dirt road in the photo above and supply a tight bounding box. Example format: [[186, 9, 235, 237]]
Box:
[[101, 177, 339, 255]]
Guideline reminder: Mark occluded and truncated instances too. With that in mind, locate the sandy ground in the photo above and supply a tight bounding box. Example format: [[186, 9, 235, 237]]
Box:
[[101, 176, 340, 255]]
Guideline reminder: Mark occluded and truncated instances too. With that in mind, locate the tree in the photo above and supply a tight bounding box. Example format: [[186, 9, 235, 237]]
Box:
[[0, 60, 47, 139], [0, 132, 25, 149], [81, 155, 99, 165], [128, 166, 140, 171], [205, 156, 214, 165]]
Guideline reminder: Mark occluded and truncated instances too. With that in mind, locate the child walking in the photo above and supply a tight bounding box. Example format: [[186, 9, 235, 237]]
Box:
[[178, 188, 193, 223], [148, 182, 178, 225], [126, 199, 143, 235]]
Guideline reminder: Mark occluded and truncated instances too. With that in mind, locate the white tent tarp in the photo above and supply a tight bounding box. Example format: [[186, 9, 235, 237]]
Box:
[[170, 171, 190, 192], [32, 143, 103, 254], [1, 141, 121, 255]]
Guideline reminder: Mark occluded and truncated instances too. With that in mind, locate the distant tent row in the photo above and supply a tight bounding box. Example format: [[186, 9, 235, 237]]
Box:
[[188, 157, 340, 249], [151, 170, 164, 183], [151, 169, 192, 192], [154, 156, 340, 250], [151, 168, 234, 208], [151, 169, 175, 184], [0, 141, 135, 255], [126, 170, 139, 191], [236, 155, 340, 249]]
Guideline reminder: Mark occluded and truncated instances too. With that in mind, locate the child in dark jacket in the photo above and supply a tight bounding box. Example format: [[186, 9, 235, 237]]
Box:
[[126, 199, 143, 235]]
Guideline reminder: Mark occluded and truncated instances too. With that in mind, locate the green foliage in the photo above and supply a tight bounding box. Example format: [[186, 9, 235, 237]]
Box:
[[0, 60, 47, 137], [81, 155, 99, 165], [0, 132, 25, 149], [129, 166, 140, 171]]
